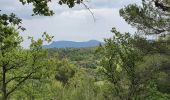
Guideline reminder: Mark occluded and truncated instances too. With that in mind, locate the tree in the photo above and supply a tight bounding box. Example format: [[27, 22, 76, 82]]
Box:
[[154, 0, 170, 11], [137, 54, 170, 99], [97, 28, 170, 99], [97, 28, 144, 100], [120, 0, 170, 35], [0, 13, 52, 100], [19, 0, 84, 16], [55, 58, 76, 85], [120, 0, 170, 97]]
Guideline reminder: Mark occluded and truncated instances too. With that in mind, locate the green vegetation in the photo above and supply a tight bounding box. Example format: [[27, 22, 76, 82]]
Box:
[[0, 0, 170, 99], [19, 0, 84, 16], [48, 47, 98, 68]]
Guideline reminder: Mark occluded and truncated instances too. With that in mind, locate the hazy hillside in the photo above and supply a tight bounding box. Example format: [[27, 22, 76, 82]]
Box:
[[43, 40, 102, 48]]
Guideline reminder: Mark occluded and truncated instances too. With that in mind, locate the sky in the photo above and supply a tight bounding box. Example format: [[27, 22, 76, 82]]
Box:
[[0, 0, 141, 48]]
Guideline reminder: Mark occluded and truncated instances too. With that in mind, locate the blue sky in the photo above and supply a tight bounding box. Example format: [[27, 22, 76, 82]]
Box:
[[0, 0, 141, 48]]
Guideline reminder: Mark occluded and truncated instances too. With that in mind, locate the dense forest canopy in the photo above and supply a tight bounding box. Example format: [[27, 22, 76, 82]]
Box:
[[0, 0, 170, 100]]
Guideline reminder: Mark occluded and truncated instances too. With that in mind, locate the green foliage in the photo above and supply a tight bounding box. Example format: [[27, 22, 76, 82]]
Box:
[[137, 54, 170, 94], [1, 1, 170, 100], [58, 0, 83, 8], [120, 0, 170, 35], [143, 81, 170, 100], [97, 28, 170, 99], [97, 28, 143, 100], [19, 0, 84, 16], [48, 47, 98, 68], [0, 13, 54, 100], [119, 1, 170, 98], [0, 13, 25, 31], [55, 58, 76, 85], [53, 69, 106, 100]]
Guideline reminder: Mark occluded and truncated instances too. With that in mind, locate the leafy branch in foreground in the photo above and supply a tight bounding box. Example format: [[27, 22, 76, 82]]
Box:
[[0, 13, 53, 100], [97, 28, 143, 100], [120, 0, 170, 35], [19, 0, 84, 16]]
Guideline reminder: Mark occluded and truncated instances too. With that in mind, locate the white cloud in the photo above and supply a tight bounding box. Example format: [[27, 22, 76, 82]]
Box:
[[21, 8, 136, 48], [0, 0, 140, 48]]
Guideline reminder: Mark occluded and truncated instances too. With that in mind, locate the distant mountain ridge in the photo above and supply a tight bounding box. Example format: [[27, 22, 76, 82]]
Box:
[[43, 40, 102, 48]]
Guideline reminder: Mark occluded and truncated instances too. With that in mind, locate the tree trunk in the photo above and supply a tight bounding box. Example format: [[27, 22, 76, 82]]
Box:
[[2, 64, 7, 100]]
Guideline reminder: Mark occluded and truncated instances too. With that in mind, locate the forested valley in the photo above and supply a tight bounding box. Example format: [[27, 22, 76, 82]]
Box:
[[0, 0, 170, 100]]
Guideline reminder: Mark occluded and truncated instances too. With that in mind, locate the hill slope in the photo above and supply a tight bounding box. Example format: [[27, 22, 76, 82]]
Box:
[[43, 40, 102, 48]]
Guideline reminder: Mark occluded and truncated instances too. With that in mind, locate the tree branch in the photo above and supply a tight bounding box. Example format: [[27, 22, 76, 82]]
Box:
[[6, 76, 40, 84], [6, 71, 35, 96], [81, 2, 96, 22], [154, 0, 170, 11], [6, 52, 29, 72]]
